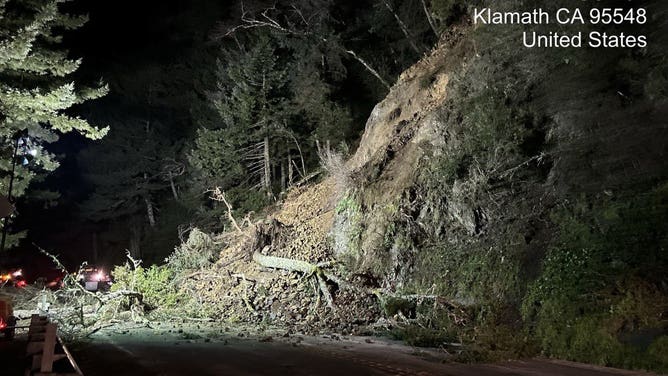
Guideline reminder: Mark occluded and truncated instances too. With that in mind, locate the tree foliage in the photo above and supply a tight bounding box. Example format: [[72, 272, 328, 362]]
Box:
[[0, 0, 107, 247], [189, 30, 354, 211]]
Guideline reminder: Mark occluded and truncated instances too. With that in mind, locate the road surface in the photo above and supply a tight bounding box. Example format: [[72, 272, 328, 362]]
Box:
[[2, 326, 661, 376], [71, 326, 660, 376]]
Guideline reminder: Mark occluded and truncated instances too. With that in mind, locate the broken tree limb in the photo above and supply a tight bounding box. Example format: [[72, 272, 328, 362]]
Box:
[[210, 187, 247, 236], [37, 245, 104, 306], [231, 273, 257, 282], [218, 4, 391, 90], [315, 270, 334, 308], [342, 49, 391, 89], [383, 0, 423, 54], [294, 170, 322, 187], [237, 273, 258, 315], [99, 290, 144, 305], [420, 0, 438, 36]]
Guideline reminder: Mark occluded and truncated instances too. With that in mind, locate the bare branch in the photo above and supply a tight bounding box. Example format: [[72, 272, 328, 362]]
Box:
[[209, 187, 245, 235], [342, 49, 391, 89], [218, 2, 391, 90], [382, 0, 422, 54], [290, 5, 309, 26], [421, 0, 438, 36]]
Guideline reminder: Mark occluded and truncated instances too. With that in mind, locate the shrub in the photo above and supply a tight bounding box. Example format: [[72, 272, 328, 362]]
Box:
[[112, 263, 186, 310], [319, 144, 350, 195], [522, 184, 668, 371], [165, 228, 217, 272]]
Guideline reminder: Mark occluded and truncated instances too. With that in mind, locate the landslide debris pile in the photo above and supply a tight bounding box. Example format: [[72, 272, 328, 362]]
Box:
[[179, 180, 380, 334], [100, 5, 666, 370]]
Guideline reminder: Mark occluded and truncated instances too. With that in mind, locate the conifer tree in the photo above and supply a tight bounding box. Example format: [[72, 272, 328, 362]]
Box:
[[190, 29, 356, 220], [190, 35, 291, 199], [0, 0, 107, 248]]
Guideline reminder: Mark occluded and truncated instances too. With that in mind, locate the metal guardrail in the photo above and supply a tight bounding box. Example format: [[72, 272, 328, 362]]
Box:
[[25, 314, 83, 376]]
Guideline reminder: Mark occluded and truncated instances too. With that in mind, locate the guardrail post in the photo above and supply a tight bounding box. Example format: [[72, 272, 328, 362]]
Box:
[[39, 323, 57, 373], [24, 315, 83, 376]]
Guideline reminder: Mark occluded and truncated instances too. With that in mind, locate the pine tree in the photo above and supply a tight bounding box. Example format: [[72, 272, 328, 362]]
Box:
[[190, 35, 291, 199], [189, 28, 357, 221], [0, 0, 107, 248]]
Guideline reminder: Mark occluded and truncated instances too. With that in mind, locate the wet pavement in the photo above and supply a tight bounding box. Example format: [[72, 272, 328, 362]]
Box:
[[0, 334, 27, 375], [3, 328, 662, 376], [71, 330, 661, 376]]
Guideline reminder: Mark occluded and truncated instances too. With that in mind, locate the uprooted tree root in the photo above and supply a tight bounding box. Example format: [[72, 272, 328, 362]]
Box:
[[250, 242, 470, 339], [11, 185, 470, 341]]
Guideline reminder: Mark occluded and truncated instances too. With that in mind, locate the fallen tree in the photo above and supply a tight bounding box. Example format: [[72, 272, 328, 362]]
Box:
[[252, 247, 336, 308]]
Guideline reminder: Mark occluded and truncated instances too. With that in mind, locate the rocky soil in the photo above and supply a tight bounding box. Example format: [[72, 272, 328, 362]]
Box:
[[180, 179, 382, 335]]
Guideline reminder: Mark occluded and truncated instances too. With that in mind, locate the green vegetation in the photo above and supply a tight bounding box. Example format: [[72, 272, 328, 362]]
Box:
[[411, 74, 545, 304], [523, 186, 668, 371], [8, 1, 664, 372], [164, 228, 217, 272], [371, 1, 668, 371], [333, 192, 364, 270], [68, 0, 448, 262], [112, 263, 185, 311]]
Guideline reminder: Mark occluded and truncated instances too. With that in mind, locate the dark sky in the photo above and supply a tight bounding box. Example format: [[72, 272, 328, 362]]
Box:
[[68, 0, 229, 67]]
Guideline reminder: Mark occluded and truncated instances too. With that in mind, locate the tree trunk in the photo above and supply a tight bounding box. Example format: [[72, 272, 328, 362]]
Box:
[[420, 0, 438, 36], [280, 159, 286, 191], [383, 0, 422, 54], [253, 250, 316, 274], [288, 155, 294, 186], [252, 248, 336, 308], [168, 172, 179, 200], [129, 225, 141, 260], [142, 171, 156, 227], [342, 49, 391, 90], [263, 136, 272, 198], [144, 196, 156, 228], [289, 133, 307, 178]]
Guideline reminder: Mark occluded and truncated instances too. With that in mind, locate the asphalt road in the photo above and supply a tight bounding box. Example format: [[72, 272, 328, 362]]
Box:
[[3, 328, 661, 376], [72, 329, 660, 376]]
